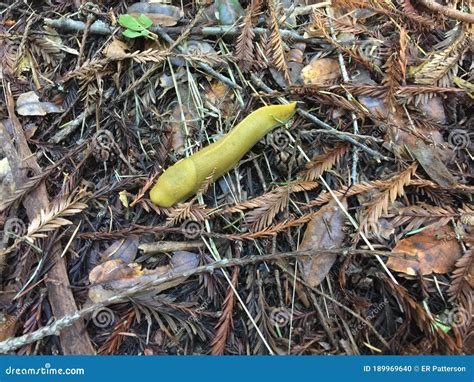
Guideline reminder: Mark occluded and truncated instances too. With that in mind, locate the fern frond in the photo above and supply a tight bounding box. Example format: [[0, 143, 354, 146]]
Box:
[[359, 164, 417, 236], [26, 194, 88, 241], [268, 0, 290, 82]]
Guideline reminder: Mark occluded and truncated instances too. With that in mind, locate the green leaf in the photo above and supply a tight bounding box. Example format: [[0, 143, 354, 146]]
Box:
[[118, 14, 143, 31], [137, 14, 153, 29], [122, 29, 144, 39]]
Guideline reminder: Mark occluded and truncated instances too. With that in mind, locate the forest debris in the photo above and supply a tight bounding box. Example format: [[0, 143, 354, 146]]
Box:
[[387, 225, 462, 276], [408, 140, 457, 188], [88, 251, 200, 303], [16, 91, 63, 116], [103, 39, 130, 59], [215, 0, 245, 25], [301, 57, 341, 85], [300, 199, 347, 287], [127, 2, 184, 26]]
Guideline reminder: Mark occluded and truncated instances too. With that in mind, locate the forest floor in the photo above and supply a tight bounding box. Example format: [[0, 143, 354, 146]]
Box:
[[0, 0, 472, 355]]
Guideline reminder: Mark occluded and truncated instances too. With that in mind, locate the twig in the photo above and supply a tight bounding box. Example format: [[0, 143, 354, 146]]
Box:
[[250, 74, 391, 161], [156, 29, 241, 90], [0, 247, 402, 353], [43, 18, 325, 44], [418, 0, 474, 23]]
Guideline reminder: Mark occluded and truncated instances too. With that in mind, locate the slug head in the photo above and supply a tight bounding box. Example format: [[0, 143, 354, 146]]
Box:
[[150, 158, 198, 207]]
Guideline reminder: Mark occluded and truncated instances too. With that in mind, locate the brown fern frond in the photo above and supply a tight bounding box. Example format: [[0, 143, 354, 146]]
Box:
[[165, 203, 213, 226], [359, 164, 417, 236], [268, 0, 290, 82], [26, 193, 88, 241], [398, 28, 408, 82], [234, 0, 262, 71], [0, 33, 17, 78], [301, 144, 349, 181], [387, 203, 457, 233], [412, 28, 468, 87], [245, 181, 319, 231], [211, 266, 239, 355], [98, 309, 136, 355], [459, 204, 474, 226], [229, 212, 316, 240], [386, 277, 459, 353], [448, 249, 473, 303], [399, 0, 441, 27], [382, 52, 402, 112]]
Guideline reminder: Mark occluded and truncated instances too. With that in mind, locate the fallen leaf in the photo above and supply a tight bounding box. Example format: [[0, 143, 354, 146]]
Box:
[[16, 91, 63, 116], [387, 225, 462, 275], [103, 39, 130, 59], [101, 236, 139, 264], [408, 139, 457, 188], [127, 2, 184, 27], [301, 57, 341, 86], [300, 199, 347, 287], [88, 251, 199, 303], [0, 157, 15, 204]]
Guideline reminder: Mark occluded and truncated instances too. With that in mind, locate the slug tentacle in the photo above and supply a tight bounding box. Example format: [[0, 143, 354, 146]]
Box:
[[150, 102, 297, 207]]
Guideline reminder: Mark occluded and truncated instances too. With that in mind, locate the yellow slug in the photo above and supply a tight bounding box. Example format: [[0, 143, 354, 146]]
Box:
[[150, 102, 297, 207]]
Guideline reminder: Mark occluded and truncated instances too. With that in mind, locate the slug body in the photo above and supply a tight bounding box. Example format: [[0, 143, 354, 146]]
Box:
[[150, 103, 297, 207]]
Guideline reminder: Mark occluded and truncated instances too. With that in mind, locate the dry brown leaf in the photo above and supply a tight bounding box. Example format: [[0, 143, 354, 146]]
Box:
[[301, 57, 341, 86], [387, 225, 462, 276], [300, 199, 347, 287], [102, 39, 130, 59], [127, 3, 184, 26], [408, 140, 457, 188], [88, 251, 199, 303]]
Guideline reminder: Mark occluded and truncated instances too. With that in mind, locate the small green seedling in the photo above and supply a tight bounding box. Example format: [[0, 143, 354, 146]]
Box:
[[118, 14, 157, 40]]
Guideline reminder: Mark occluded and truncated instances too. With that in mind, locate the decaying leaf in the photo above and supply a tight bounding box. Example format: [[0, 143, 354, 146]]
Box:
[[101, 236, 139, 264], [0, 157, 15, 204], [88, 251, 200, 303], [301, 57, 341, 86], [16, 91, 63, 116], [300, 199, 347, 287], [103, 39, 130, 59], [387, 225, 462, 276], [408, 140, 457, 188], [127, 2, 184, 27]]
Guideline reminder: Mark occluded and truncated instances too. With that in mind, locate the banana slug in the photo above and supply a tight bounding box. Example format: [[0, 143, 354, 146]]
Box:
[[150, 102, 297, 207]]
